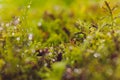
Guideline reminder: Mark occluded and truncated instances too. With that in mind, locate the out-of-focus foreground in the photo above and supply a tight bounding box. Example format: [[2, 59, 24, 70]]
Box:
[[0, 0, 120, 80]]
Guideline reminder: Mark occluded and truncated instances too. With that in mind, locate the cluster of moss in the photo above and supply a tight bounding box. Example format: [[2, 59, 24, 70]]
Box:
[[0, 0, 120, 80]]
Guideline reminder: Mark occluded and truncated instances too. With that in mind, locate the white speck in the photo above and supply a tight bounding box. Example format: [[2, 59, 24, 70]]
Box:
[[17, 18, 20, 21], [107, 32, 111, 37], [87, 35, 93, 39], [6, 23, 10, 27], [94, 53, 101, 58], [48, 52, 52, 56], [17, 64, 20, 67], [116, 30, 120, 34], [16, 49, 21, 53], [38, 22, 42, 27], [16, 37, 20, 41], [0, 27, 3, 31], [74, 68, 82, 74], [69, 46, 73, 50], [14, 26, 17, 30], [83, 39, 87, 42], [87, 49, 94, 53], [44, 63, 47, 67], [50, 47, 53, 50], [66, 68, 72, 73], [52, 59, 55, 62], [39, 50, 42, 53], [27, 5, 31, 9], [12, 33, 15, 36], [28, 33, 33, 40], [14, 18, 20, 25]]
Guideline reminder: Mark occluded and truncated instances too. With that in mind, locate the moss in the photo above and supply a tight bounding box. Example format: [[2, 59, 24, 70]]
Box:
[[0, 0, 120, 80]]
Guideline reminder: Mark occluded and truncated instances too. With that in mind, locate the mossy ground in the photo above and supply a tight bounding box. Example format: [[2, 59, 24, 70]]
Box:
[[0, 0, 120, 80]]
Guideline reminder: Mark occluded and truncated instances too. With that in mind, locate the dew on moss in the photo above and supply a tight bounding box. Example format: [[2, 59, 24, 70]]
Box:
[[93, 53, 101, 58], [16, 37, 20, 41], [27, 5, 31, 9], [28, 33, 33, 40]]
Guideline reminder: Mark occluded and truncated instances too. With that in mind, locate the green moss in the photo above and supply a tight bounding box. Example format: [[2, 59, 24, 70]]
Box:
[[0, 0, 120, 80]]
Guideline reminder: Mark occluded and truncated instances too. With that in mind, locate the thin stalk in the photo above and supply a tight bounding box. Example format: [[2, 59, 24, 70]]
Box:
[[104, 1, 114, 26]]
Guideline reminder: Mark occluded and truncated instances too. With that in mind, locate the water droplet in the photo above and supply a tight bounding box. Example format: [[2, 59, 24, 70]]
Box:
[[48, 52, 52, 56], [107, 32, 111, 37], [27, 5, 31, 9], [87, 49, 94, 53], [52, 59, 55, 62], [17, 64, 20, 68], [14, 26, 17, 30], [16, 37, 20, 41], [44, 63, 47, 67], [66, 68, 72, 73], [6, 23, 10, 27], [94, 53, 100, 58], [38, 22, 42, 27], [74, 68, 82, 74], [69, 46, 73, 50], [0, 27, 3, 31], [28, 33, 33, 40], [12, 33, 15, 36], [116, 30, 120, 34], [16, 49, 21, 53], [17, 17, 20, 21], [13, 18, 20, 25], [87, 35, 93, 39]]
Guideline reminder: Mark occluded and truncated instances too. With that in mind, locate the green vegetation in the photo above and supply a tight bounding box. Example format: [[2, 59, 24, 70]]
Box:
[[0, 0, 120, 80]]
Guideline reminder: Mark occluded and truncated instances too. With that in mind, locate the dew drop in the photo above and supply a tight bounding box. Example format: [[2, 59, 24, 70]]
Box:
[[69, 46, 73, 50], [12, 33, 15, 36], [74, 68, 82, 74], [44, 63, 47, 67], [16, 37, 20, 41], [0, 27, 3, 31], [14, 26, 17, 30], [48, 52, 52, 56], [38, 22, 42, 27], [52, 59, 55, 62], [17, 64, 20, 68], [6, 23, 10, 27], [87, 35, 93, 39], [27, 5, 31, 9], [13, 18, 20, 25], [28, 33, 33, 40], [94, 53, 100, 58]]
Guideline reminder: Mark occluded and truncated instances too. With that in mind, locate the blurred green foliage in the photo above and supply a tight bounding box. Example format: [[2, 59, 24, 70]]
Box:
[[0, 0, 120, 80]]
